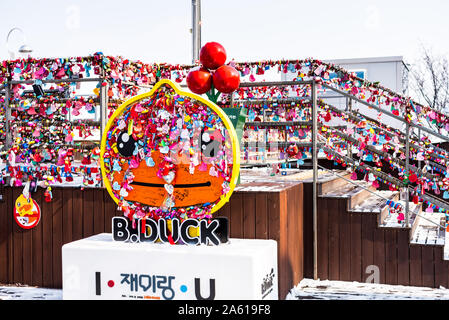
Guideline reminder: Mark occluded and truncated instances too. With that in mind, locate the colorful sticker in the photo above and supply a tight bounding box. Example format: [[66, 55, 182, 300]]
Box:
[[14, 193, 41, 229]]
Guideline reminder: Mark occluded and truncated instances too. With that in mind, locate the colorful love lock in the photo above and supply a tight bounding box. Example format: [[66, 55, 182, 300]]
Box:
[[100, 79, 240, 224]]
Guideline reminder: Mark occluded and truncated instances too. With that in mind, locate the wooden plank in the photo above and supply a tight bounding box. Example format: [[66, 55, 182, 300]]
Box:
[[51, 188, 63, 288], [320, 175, 351, 195], [41, 187, 53, 288], [328, 199, 340, 280], [82, 189, 94, 238], [104, 190, 117, 233], [317, 194, 329, 279], [12, 187, 23, 284], [373, 225, 386, 284], [255, 193, 268, 239], [7, 187, 13, 284], [339, 199, 351, 281], [421, 245, 434, 287], [434, 246, 448, 289], [349, 213, 362, 282], [287, 184, 303, 292], [267, 192, 280, 242], [230, 192, 244, 238], [361, 213, 375, 282], [217, 199, 231, 224], [22, 211, 33, 286], [62, 188, 73, 244], [0, 186, 10, 283], [385, 229, 398, 285], [71, 188, 83, 241], [409, 244, 422, 287], [93, 188, 105, 235], [302, 183, 313, 279], [31, 188, 43, 287], [397, 229, 410, 286], [242, 192, 256, 239], [277, 189, 288, 299]]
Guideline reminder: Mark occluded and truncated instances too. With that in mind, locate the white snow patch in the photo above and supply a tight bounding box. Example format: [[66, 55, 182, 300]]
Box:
[[286, 279, 449, 300], [0, 285, 62, 300]]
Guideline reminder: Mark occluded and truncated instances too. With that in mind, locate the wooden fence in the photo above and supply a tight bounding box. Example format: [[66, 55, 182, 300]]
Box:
[[0, 183, 304, 299], [0, 187, 120, 289], [216, 181, 304, 298], [312, 196, 449, 288]]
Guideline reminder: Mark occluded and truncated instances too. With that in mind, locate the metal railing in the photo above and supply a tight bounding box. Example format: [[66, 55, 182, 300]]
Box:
[[235, 78, 449, 280]]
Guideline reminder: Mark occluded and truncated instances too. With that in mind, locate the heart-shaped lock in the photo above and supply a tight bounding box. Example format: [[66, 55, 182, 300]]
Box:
[[119, 188, 129, 197], [129, 158, 140, 169], [198, 162, 208, 172], [112, 160, 122, 172], [160, 145, 169, 154], [163, 171, 175, 184], [164, 184, 174, 194], [209, 166, 218, 177], [145, 156, 155, 167], [112, 181, 121, 191]]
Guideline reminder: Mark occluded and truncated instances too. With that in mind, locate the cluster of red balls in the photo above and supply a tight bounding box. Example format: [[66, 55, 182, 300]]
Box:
[[187, 42, 240, 94]]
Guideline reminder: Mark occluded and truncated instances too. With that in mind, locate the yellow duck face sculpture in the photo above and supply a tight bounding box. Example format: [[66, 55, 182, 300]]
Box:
[[14, 194, 41, 229], [100, 79, 240, 222]]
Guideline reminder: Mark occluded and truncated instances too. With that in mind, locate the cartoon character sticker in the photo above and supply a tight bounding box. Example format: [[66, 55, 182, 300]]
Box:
[[100, 79, 240, 223], [13, 184, 41, 229]]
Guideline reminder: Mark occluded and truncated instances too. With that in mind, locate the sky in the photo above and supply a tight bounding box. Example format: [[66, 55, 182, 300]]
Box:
[[0, 0, 449, 67]]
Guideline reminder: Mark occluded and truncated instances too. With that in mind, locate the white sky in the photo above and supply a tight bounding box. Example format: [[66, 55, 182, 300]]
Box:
[[0, 0, 448, 66]]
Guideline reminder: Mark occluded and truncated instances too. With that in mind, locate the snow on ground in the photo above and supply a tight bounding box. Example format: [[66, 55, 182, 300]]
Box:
[[286, 279, 449, 300], [0, 284, 62, 300], [3, 279, 449, 300]]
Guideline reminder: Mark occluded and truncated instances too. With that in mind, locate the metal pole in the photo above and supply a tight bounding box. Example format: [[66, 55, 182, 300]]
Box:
[[99, 80, 109, 140], [99, 75, 109, 188], [346, 97, 352, 160], [405, 122, 410, 227], [4, 81, 11, 149], [4, 79, 11, 186], [9, 77, 102, 85], [418, 128, 421, 170], [192, 0, 201, 64], [312, 81, 318, 280]]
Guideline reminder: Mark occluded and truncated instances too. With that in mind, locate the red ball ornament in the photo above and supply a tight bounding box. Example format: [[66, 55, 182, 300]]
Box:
[[186, 67, 212, 94], [212, 65, 240, 94], [199, 42, 227, 70]]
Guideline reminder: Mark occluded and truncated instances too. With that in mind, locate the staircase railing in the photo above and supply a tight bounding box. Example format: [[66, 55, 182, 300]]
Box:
[[235, 76, 449, 280]]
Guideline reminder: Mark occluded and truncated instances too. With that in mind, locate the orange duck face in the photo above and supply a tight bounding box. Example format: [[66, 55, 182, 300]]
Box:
[[101, 80, 239, 220], [113, 150, 225, 208]]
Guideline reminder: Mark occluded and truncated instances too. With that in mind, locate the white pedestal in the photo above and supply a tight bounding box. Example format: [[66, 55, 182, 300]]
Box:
[[62, 233, 278, 300]]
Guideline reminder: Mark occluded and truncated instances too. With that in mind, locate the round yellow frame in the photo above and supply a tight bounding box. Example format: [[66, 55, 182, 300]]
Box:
[[100, 79, 240, 214]]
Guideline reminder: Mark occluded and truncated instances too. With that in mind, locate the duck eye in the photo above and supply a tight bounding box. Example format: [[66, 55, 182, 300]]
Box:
[[17, 202, 21, 207], [117, 131, 136, 157]]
